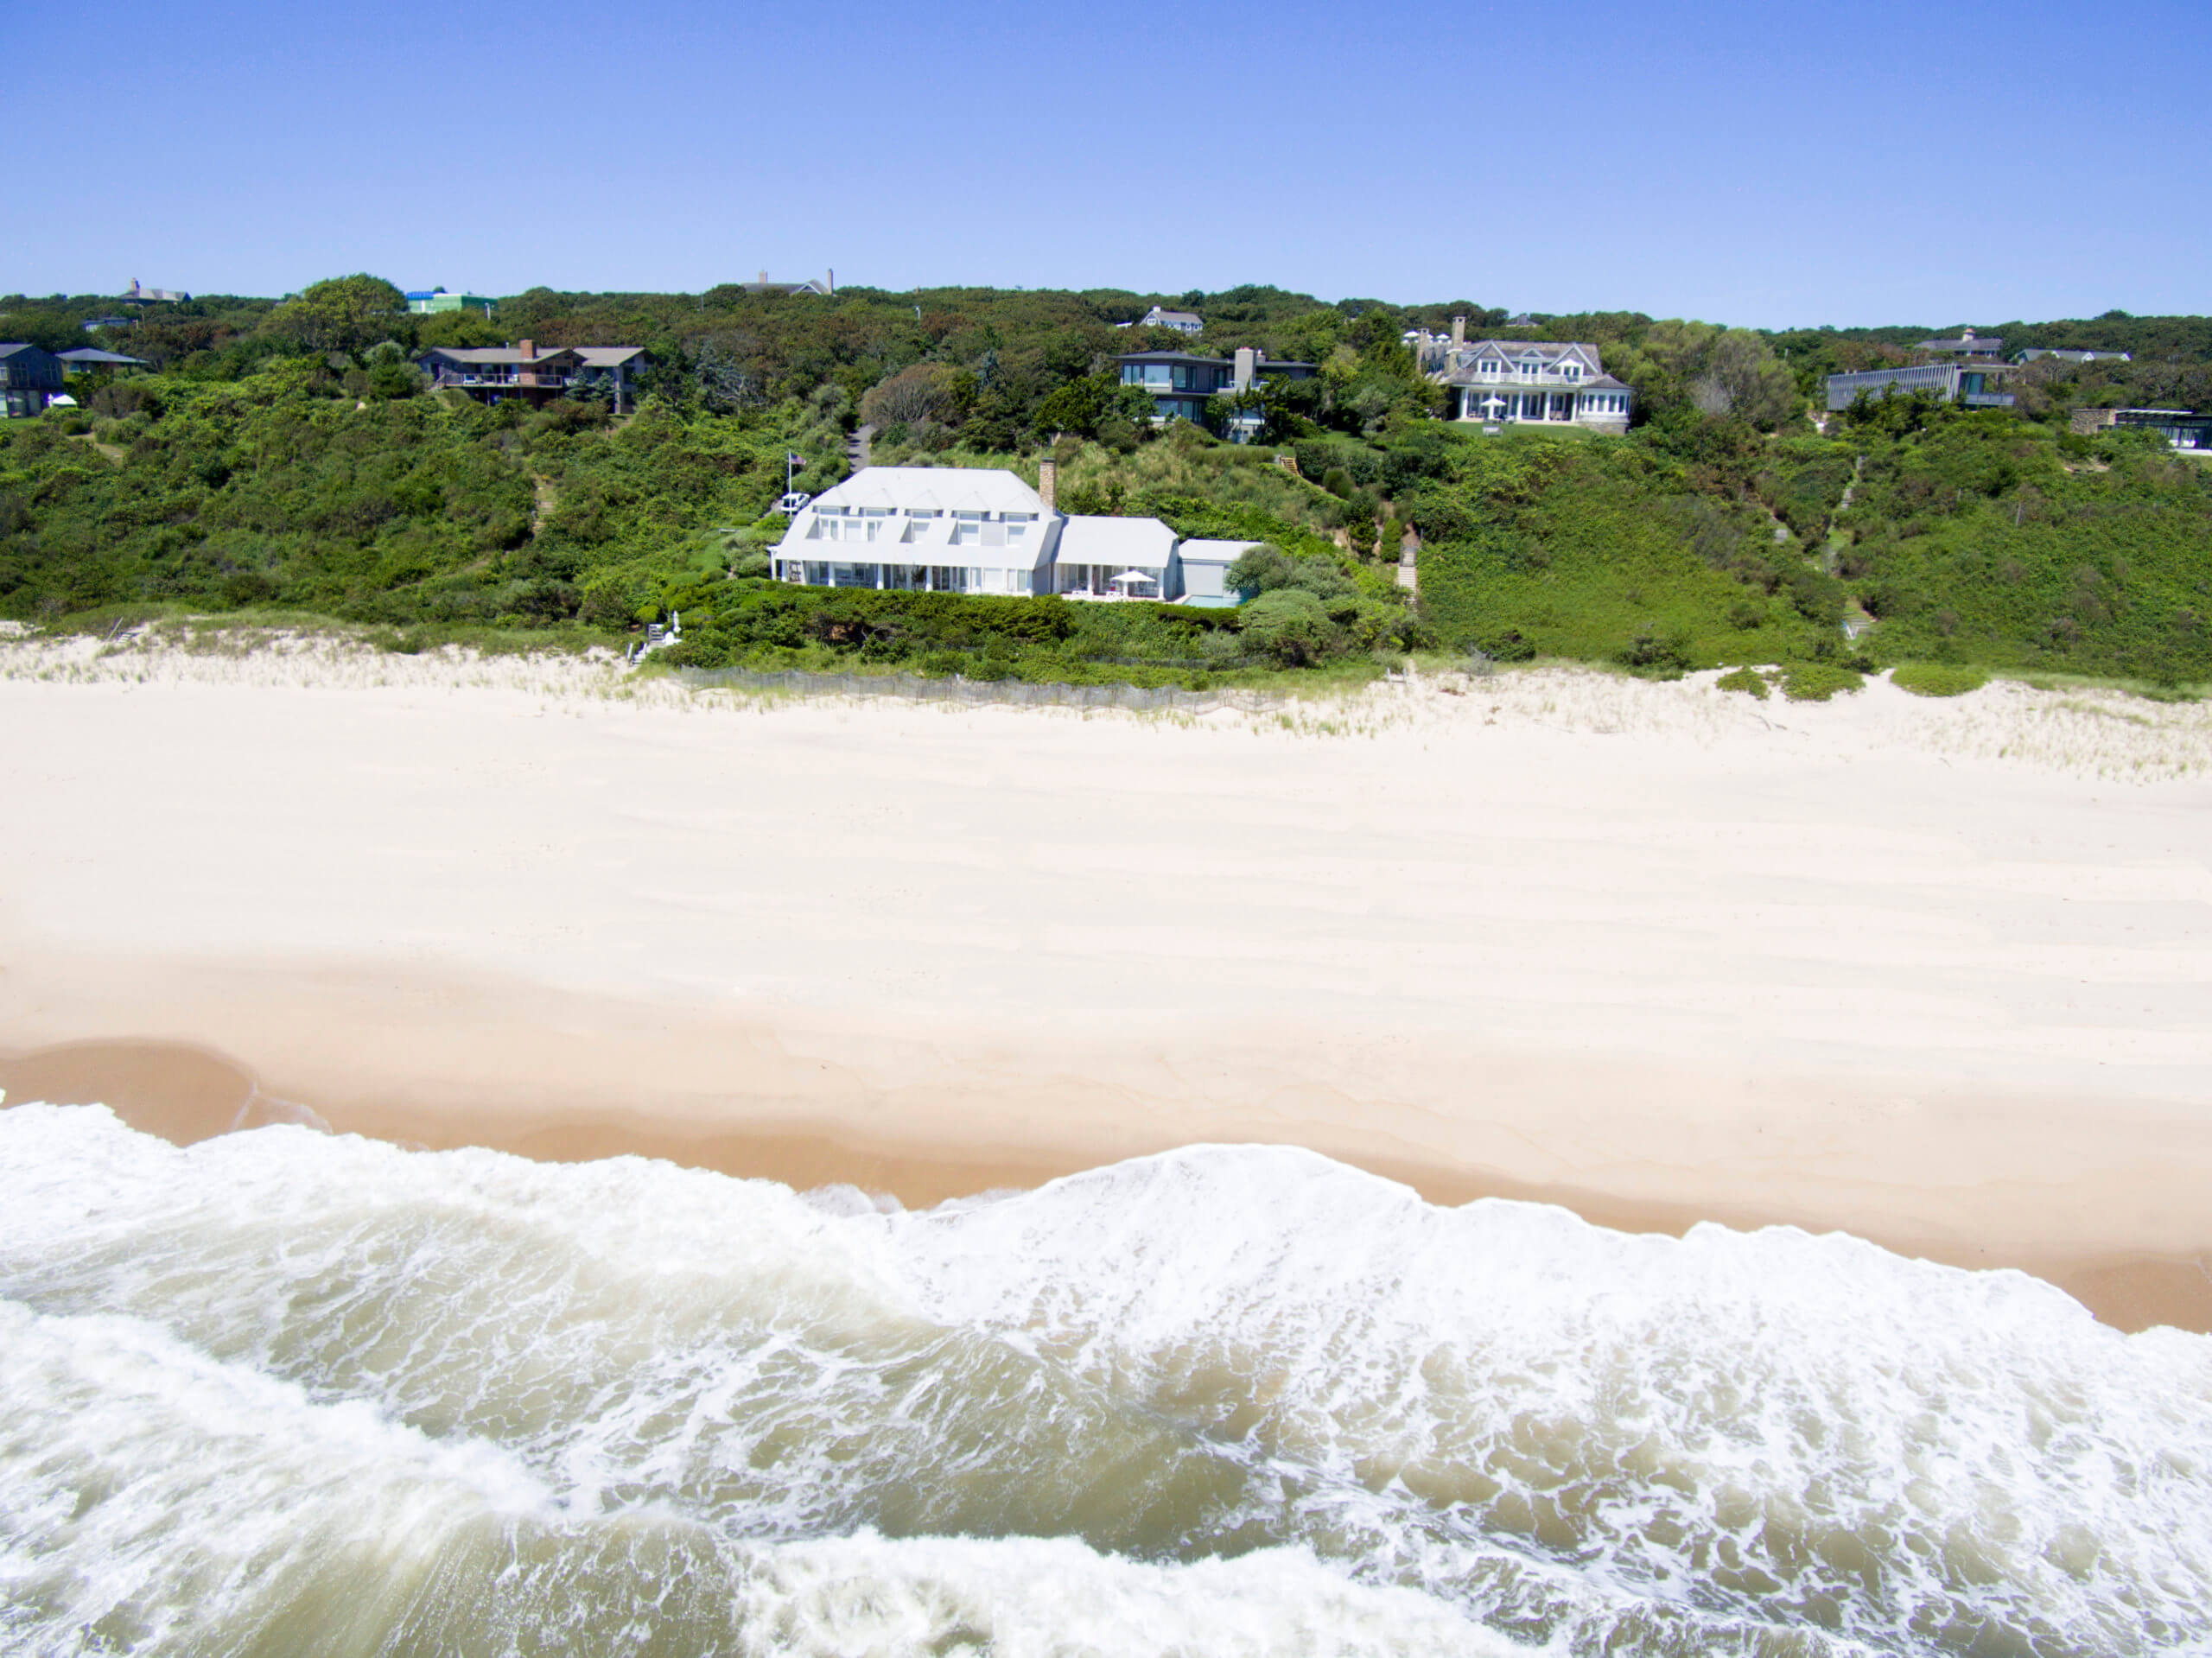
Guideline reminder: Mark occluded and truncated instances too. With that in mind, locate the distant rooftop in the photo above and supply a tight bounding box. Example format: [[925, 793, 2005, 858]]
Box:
[[1917, 330, 2004, 355]]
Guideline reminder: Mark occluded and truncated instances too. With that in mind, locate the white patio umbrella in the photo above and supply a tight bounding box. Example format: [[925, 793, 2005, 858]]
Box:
[[1108, 569, 1158, 589]]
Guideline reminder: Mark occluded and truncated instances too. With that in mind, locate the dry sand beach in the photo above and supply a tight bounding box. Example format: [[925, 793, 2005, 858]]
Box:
[[3, 630, 2209, 1331]]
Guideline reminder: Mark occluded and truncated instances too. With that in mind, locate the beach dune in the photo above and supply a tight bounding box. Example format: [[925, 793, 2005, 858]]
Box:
[[3, 638, 2209, 1331]]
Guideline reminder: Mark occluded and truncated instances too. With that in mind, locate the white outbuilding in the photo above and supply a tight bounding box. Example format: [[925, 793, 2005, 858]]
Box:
[[1171, 538, 1264, 605]]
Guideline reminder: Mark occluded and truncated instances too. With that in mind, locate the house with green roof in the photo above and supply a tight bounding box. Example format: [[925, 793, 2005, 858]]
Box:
[[406, 289, 495, 316]]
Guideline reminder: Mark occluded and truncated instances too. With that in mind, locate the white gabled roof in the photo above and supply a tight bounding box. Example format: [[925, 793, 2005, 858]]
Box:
[[775, 467, 1058, 572], [1175, 537, 1262, 567], [810, 466, 1048, 517], [1439, 339, 1611, 384], [1056, 515, 1178, 569]]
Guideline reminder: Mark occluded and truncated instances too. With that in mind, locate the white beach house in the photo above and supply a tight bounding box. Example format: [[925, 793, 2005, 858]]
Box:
[[772, 467, 1061, 595], [772, 467, 1262, 604]]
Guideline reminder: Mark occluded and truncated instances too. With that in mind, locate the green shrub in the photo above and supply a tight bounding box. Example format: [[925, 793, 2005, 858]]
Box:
[[1240, 588, 1336, 666], [1891, 662, 1988, 697], [1716, 665, 1769, 698], [1780, 662, 1865, 701], [1618, 621, 1694, 676]]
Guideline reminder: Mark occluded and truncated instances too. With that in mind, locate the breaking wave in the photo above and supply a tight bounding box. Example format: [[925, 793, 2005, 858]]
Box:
[[1, 1103, 2206, 1655]]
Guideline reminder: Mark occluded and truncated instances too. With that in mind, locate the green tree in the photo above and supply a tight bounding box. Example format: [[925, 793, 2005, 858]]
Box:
[[1032, 372, 1116, 438], [363, 340, 424, 401], [267, 275, 409, 358], [1224, 543, 1296, 596]]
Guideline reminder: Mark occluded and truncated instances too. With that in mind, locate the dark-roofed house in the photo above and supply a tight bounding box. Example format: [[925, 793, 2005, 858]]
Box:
[[419, 341, 647, 412], [736, 270, 834, 296], [58, 348, 149, 376], [2014, 346, 2133, 365], [1138, 305, 1203, 335], [1412, 321, 1633, 432], [1, 343, 65, 418], [1916, 329, 2005, 359]]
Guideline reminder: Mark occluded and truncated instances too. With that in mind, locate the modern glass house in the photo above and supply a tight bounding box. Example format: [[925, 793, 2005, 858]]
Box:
[[1117, 348, 1317, 435], [1824, 363, 2015, 411]]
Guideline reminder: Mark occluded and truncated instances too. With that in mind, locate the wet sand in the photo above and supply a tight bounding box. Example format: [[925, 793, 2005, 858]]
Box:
[[3, 636, 2209, 1333], [4, 1032, 2207, 1334]]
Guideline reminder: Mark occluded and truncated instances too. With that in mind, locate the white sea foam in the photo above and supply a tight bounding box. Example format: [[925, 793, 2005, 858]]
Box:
[[0, 1104, 2206, 1655]]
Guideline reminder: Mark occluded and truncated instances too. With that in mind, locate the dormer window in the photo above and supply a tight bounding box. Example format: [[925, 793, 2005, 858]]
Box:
[[1560, 363, 1581, 381]]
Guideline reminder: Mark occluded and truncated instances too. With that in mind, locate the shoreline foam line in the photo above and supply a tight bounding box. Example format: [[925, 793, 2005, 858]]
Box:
[[4, 1030, 2207, 1336]]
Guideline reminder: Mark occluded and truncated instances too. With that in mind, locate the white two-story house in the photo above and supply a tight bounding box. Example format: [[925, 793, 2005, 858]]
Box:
[[772, 467, 1262, 604], [773, 467, 1063, 595], [1413, 322, 1634, 432]]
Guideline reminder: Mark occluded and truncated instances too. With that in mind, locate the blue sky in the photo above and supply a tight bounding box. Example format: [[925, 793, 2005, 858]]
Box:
[[9, 0, 2205, 327]]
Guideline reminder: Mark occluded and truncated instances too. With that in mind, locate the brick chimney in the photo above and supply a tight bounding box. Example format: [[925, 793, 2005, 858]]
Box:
[[1038, 456, 1057, 511], [1452, 314, 1466, 346], [517, 340, 535, 384]]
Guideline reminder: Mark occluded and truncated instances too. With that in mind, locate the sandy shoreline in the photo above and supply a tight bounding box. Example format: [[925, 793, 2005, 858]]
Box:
[[3, 633, 2209, 1331]]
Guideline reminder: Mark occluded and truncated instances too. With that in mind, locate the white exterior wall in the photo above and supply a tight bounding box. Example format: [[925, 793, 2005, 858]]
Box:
[[1436, 342, 1631, 432], [1170, 539, 1261, 602], [772, 468, 1062, 594], [1455, 384, 1632, 428]]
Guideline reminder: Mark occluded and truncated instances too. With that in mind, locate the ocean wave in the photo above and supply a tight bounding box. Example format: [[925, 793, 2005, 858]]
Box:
[[0, 1103, 2205, 1655]]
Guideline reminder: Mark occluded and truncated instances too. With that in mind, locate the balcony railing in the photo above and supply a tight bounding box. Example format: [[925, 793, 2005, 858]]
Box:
[[433, 372, 572, 390]]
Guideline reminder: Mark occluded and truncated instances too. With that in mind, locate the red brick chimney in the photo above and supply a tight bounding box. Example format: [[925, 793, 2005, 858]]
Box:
[[518, 340, 535, 385]]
